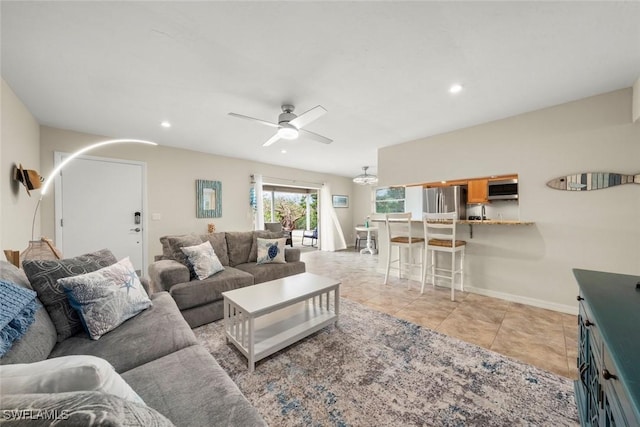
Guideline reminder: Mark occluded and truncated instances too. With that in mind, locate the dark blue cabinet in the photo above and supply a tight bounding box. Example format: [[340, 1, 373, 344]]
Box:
[[573, 269, 640, 427]]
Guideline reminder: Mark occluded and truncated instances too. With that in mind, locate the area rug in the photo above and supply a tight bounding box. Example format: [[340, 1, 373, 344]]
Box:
[[193, 299, 579, 426]]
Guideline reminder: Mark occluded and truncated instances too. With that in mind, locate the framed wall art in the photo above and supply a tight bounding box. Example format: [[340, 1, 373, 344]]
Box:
[[332, 195, 349, 208], [196, 180, 222, 218]]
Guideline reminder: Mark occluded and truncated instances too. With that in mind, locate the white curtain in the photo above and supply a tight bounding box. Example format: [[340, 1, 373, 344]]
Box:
[[253, 174, 264, 230], [319, 183, 347, 251]]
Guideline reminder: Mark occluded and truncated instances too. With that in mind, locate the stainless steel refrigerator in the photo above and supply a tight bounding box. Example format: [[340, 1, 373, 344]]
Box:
[[423, 186, 467, 220]]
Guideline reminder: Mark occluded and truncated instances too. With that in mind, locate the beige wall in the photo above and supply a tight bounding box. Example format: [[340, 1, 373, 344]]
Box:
[[379, 88, 640, 312], [1, 78, 40, 252], [39, 126, 355, 267], [633, 76, 640, 122]]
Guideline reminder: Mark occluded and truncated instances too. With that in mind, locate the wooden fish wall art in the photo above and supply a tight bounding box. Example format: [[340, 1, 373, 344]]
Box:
[[546, 172, 639, 191]]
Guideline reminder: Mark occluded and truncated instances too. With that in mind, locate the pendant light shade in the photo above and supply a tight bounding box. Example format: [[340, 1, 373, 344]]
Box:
[[353, 166, 378, 185]]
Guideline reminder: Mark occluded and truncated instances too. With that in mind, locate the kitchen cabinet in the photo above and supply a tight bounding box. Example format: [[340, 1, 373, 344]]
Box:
[[467, 179, 488, 204], [573, 269, 640, 427]]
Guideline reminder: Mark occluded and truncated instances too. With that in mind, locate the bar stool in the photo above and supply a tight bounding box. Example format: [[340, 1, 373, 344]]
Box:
[[384, 213, 425, 288], [421, 212, 466, 301]]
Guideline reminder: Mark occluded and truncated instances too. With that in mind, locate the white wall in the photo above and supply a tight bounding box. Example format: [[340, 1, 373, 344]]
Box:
[[379, 88, 640, 312], [0, 78, 40, 252], [39, 126, 355, 265]]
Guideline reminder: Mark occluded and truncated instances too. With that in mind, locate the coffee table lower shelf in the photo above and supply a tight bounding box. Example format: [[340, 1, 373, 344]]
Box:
[[224, 301, 338, 371]]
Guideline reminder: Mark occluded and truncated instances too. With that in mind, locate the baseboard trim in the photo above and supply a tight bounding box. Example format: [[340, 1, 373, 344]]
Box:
[[376, 268, 578, 315], [464, 286, 578, 315]]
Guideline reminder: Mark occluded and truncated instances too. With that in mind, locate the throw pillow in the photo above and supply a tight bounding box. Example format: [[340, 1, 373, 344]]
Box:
[[0, 280, 39, 357], [180, 241, 224, 280], [22, 249, 118, 342], [0, 355, 144, 404], [249, 230, 285, 262], [165, 234, 204, 267], [0, 391, 174, 426], [58, 258, 152, 340], [256, 238, 287, 265]]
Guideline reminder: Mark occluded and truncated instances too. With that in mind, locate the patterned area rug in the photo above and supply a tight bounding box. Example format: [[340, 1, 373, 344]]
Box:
[[193, 299, 579, 426]]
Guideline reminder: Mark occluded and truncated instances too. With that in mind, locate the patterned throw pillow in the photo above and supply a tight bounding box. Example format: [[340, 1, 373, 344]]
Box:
[[165, 234, 204, 267], [58, 258, 152, 340], [180, 241, 224, 280], [22, 249, 118, 342], [256, 238, 287, 265]]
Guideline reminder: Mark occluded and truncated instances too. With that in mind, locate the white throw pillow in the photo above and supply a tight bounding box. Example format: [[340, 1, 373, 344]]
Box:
[[58, 257, 152, 340], [0, 355, 144, 405], [181, 241, 225, 280], [256, 238, 287, 264]]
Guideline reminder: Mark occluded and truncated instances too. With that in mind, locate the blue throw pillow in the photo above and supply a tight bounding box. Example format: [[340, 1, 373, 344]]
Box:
[[0, 280, 39, 357]]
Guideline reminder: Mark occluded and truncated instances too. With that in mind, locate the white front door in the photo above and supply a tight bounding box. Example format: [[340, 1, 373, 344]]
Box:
[[54, 153, 147, 275]]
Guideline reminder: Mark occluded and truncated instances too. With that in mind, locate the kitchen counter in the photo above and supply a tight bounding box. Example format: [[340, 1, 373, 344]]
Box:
[[460, 220, 534, 225], [372, 219, 533, 225], [371, 218, 534, 238]]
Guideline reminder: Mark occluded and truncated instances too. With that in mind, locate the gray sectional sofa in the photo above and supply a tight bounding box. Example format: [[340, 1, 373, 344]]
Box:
[[0, 260, 266, 426], [149, 231, 306, 328]]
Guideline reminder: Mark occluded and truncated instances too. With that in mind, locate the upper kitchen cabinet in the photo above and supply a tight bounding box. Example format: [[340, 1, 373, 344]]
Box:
[[467, 179, 489, 204]]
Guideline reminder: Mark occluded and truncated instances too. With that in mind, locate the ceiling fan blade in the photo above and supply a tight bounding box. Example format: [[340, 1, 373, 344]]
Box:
[[263, 133, 282, 147], [299, 128, 332, 144], [289, 105, 327, 129], [228, 112, 279, 128]]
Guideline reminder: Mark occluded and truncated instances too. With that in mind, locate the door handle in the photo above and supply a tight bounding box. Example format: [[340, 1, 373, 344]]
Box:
[[130, 228, 141, 232]]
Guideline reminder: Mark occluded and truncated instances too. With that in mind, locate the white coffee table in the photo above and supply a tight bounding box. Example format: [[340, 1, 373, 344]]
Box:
[[222, 272, 340, 371]]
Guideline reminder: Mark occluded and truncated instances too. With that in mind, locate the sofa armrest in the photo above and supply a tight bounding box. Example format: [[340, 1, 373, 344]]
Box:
[[284, 247, 301, 262], [148, 259, 190, 292], [139, 276, 151, 294]]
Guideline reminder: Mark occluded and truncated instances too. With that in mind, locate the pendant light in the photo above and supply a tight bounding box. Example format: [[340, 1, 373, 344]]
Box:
[[353, 166, 378, 185]]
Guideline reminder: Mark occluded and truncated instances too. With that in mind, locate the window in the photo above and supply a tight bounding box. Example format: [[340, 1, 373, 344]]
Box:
[[375, 187, 405, 213]]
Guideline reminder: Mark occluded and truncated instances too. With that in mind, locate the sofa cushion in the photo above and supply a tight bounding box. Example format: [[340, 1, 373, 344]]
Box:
[[235, 261, 306, 285], [249, 230, 286, 262], [0, 391, 174, 426], [181, 241, 225, 280], [169, 267, 253, 311], [0, 262, 56, 365], [59, 258, 152, 340], [202, 232, 230, 266], [121, 345, 266, 427], [225, 231, 254, 266], [22, 249, 118, 342], [165, 234, 203, 267], [0, 355, 144, 404], [256, 237, 287, 264], [49, 292, 197, 373]]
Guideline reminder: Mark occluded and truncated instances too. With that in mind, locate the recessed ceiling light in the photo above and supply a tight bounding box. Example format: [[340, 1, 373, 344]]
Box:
[[449, 84, 463, 94], [281, 149, 287, 154], [160, 121, 171, 128], [441, 180, 447, 184]]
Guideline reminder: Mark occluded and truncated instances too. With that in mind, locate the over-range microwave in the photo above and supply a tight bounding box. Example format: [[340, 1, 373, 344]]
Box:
[[488, 179, 518, 200]]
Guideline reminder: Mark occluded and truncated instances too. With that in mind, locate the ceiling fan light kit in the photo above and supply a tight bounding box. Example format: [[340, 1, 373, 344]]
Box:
[[353, 166, 378, 185], [229, 104, 332, 147]]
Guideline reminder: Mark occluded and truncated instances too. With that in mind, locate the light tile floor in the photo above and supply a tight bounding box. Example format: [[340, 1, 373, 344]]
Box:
[[300, 248, 579, 379]]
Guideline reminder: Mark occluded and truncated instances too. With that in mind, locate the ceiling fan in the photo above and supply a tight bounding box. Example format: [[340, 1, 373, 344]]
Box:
[[228, 104, 332, 147]]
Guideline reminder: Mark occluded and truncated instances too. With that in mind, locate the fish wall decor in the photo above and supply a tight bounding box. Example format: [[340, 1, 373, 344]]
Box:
[[546, 172, 639, 191]]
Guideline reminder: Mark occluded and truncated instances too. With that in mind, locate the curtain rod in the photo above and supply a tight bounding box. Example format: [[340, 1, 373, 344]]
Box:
[[251, 174, 323, 188]]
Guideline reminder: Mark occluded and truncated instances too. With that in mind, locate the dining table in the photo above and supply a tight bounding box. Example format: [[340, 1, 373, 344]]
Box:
[[355, 225, 378, 255]]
